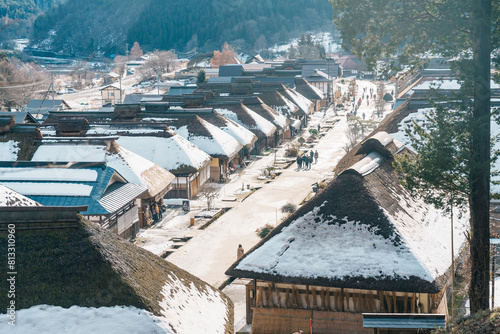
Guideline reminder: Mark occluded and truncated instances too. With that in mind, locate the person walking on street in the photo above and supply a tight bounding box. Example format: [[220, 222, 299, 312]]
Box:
[[309, 150, 314, 166], [237, 244, 244, 259], [314, 150, 319, 163], [303, 155, 309, 170], [297, 155, 302, 169]]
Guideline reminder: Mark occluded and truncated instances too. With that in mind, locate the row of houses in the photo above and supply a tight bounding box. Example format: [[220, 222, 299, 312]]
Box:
[[0, 76, 325, 240]]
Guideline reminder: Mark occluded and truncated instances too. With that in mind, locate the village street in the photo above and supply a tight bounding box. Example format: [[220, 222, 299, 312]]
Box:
[[132, 79, 392, 331]]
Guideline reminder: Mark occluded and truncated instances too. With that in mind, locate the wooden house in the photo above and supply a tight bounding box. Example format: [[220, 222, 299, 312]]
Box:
[[100, 84, 123, 106], [31, 138, 176, 228], [241, 96, 289, 146], [211, 102, 277, 154], [226, 132, 468, 334], [40, 110, 214, 199], [0, 161, 147, 240], [0, 206, 233, 333], [294, 77, 326, 111]]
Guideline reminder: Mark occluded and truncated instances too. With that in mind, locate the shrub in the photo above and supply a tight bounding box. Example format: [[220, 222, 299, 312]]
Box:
[[280, 202, 297, 214], [285, 146, 298, 157], [309, 128, 318, 137], [256, 224, 274, 239], [298, 137, 306, 145], [383, 92, 393, 102]]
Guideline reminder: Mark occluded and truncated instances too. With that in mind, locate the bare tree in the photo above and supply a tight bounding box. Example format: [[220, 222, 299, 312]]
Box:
[[199, 183, 220, 210], [149, 50, 177, 75], [0, 59, 49, 110]]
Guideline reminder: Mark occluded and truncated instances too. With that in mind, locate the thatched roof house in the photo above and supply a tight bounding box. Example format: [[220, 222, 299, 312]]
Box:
[[213, 102, 277, 153], [226, 132, 467, 333], [0, 207, 233, 333]]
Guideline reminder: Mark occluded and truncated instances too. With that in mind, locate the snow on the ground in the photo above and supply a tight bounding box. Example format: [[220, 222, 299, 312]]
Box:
[[0, 185, 40, 206], [271, 32, 341, 53], [0, 305, 172, 334], [0, 140, 19, 160], [160, 274, 229, 334]]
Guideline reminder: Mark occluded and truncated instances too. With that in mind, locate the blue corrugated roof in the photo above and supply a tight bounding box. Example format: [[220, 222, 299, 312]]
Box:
[[0, 163, 121, 215], [363, 313, 446, 329]]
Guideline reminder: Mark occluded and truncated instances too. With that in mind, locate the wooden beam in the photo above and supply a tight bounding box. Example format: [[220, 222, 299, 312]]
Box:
[[311, 287, 317, 310], [411, 293, 416, 313], [384, 292, 392, 313], [379, 291, 385, 312], [404, 293, 409, 313], [341, 288, 345, 312], [392, 291, 398, 313]]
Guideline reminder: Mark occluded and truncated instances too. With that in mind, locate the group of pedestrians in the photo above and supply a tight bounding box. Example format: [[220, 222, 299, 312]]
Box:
[[296, 150, 319, 170]]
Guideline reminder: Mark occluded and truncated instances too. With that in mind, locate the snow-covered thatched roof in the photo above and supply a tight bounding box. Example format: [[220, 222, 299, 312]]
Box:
[[0, 208, 233, 333], [227, 133, 468, 294], [214, 103, 277, 139], [0, 184, 41, 206]]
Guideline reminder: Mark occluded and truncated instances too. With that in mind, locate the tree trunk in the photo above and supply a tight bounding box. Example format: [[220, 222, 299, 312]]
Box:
[[469, 0, 491, 313]]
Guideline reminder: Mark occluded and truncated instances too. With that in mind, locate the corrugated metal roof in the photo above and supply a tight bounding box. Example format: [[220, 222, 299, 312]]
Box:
[[167, 86, 197, 96], [100, 183, 147, 213], [362, 313, 446, 329], [0, 163, 126, 216]]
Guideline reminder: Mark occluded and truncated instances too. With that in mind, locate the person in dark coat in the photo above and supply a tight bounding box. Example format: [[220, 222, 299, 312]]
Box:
[[297, 155, 302, 169], [303, 155, 309, 170], [309, 150, 314, 165], [314, 150, 319, 163]]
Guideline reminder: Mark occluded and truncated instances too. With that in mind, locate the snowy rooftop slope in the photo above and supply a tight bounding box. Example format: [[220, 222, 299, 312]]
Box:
[[212, 112, 258, 147], [159, 273, 231, 334], [116, 135, 211, 174], [412, 79, 500, 91], [32, 142, 175, 198], [228, 140, 468, 293], [3, 182, 93, 196], [273, 91, 300, 117], [173, 117, 243, 159], [389, 107, 500, 193], [0, 140, 19, 160], [0, 305, 173, 334], [0, 184, 41, 206], [283, 88, 313, 114], [0, 168, 98, 182]]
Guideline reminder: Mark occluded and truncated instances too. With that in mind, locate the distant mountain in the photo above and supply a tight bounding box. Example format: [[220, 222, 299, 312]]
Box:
[[30, 0, 333, 56]]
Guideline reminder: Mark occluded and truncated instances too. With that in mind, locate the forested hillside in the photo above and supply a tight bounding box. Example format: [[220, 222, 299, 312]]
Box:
[[0, 0, 63, 41], [31, 0, 333, 56]]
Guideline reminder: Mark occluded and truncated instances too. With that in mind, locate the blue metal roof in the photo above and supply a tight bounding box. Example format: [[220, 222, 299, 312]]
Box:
[[363, 313, 446, 329], [0, 162, 122, 216]]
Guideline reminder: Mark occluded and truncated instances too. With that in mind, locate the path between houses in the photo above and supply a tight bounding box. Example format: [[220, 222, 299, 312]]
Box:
[[134, 79, 391, 330]]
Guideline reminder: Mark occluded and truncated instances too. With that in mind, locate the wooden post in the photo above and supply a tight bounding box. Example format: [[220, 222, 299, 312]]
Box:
[[411, 293, 416, 313], [404, 293, 409, 313], [379, 292, 384, 312], [341, 288, 345, 312], [392, 292, 398, 313]]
